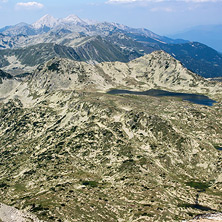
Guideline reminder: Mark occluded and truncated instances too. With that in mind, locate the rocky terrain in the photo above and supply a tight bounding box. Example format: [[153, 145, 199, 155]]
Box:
[[186, 213, 222, 221], [0, 50, 222, 221], [0, 203, 42, 222]]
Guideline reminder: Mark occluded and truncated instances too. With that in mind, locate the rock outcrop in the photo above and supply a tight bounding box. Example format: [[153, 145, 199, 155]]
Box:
[[186, 213, 222, 221], [0, 203, 43, 222]]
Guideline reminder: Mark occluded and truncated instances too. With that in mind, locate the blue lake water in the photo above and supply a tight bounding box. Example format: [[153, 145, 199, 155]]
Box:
[[107, 89, 217, 106]]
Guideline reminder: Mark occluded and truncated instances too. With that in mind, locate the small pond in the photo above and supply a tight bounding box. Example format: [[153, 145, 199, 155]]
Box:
[[107, 89, 217, 106]]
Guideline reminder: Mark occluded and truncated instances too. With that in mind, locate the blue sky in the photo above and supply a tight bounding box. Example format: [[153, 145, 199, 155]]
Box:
[[0, 0, 222, 35]]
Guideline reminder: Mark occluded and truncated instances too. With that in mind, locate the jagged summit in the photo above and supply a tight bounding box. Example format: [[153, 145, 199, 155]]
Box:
[[32, 14, 88, 29], [32, 14, 59, 29], [61, 14, 87, 25]]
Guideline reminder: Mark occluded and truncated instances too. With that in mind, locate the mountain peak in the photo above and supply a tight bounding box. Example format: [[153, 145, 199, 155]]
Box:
[[61, 14, 87, 25], [64, 14, 80, 20], [32, 14, 58, 29]]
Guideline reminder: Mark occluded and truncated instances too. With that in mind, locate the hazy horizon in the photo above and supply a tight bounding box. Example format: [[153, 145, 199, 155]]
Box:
[[0, 0, 222, 35]]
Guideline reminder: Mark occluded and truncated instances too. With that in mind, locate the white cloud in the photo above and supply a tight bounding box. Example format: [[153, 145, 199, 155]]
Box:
[[151, 6, 174, 11], [16, 2, 44, 10]]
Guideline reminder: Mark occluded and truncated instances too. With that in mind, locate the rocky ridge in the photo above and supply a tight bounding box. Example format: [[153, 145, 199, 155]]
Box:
[[0, 35, 142, 75], [28, 51, 222, 94], [1, 50, 221, 107]]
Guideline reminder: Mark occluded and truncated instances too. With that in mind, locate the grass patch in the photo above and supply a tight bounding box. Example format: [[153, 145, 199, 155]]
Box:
[[14, 183, 26, 192], [186, 181, 210, 191]]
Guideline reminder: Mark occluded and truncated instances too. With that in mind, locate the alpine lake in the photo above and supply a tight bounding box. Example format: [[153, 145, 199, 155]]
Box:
[[107, 89, 217, 106]]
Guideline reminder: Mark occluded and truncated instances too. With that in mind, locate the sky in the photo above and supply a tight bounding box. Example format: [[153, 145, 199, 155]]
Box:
[[0, 0, 222, 35]]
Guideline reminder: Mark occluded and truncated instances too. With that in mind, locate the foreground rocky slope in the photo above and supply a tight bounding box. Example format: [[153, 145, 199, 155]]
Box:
[[0, 90, 222, 222], [0, 51, 221, 222]]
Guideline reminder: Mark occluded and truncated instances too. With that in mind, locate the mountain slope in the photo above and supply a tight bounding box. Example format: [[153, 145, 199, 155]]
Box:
[[1, 50, 221, 103], [170, 24, 222, 52], [0, 14, 181, 44], [161, 42, 222, 78], [0, 23, 37, 36], [0, 37, 145, 75], [32, 14, 59, 29], [0, 43, 81, 74], [20, 51, 222, 97], [1, 31, 222, 79], [0, 69, 20, 99]]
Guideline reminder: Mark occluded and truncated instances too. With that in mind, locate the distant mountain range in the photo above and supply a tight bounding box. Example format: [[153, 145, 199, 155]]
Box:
[[0, 14, 181, 44], [0, 15, 222, 78], [170, 24, 222, 53]]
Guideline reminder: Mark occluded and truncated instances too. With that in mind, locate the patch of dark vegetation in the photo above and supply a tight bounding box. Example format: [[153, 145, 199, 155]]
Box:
[[47, 62, 60, 71], [0, 182, 9, 188], [186, 181, 210, 191], [123, 159, 134, 164], [15, 72, 32, 78], [0, 69, 13, 79], [82, 181, 99, 188], [31, 204, 49, 212], [24, 169, 36, 175], [187, 212, 195, 217]]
